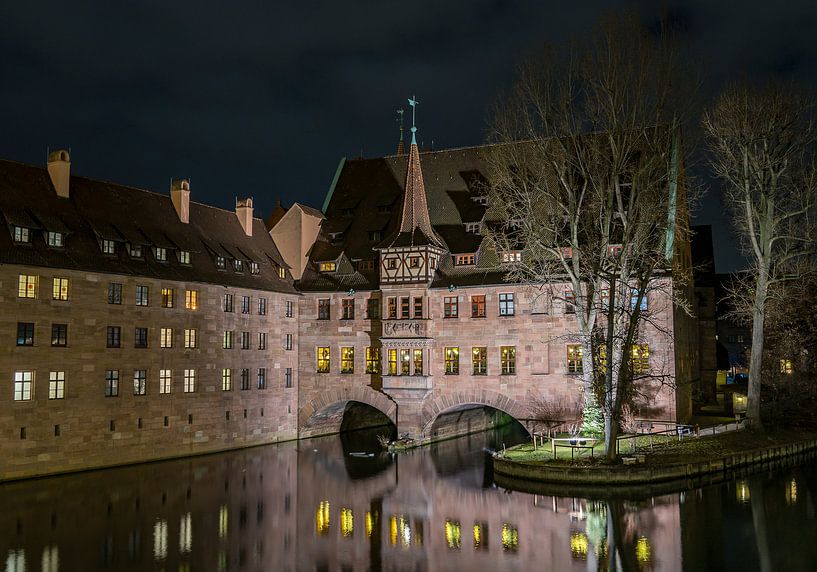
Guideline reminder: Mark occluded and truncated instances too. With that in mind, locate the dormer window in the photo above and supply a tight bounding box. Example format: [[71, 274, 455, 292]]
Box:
[[501, 251, 522, 263], [46, 231, 63, 247], [250, 262, 260, 275], [318, 261, 336, 272], [13, 226, 30, 243], [233, 259, 244, 272], [179, 251, 191, 265], [101, 239, 116, 255], [368, 230, 382, 242], [357, 260, 374, 271], [465, 222, 481, 234], [216, 256, 226, 270], [278, 267, 286, 279], [472, 196, 488, 205], [454, 254, 475, 266], [154, 247, 167, 262], [340, 208, 354, 217], [378, 205, 392, 214], [329, 232, 343, 244], [129, 244, 143, 258]]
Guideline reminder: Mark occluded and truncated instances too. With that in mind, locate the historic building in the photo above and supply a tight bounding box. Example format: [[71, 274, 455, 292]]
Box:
[[0, 151, 299, 480], [285, 118, 697, 441]]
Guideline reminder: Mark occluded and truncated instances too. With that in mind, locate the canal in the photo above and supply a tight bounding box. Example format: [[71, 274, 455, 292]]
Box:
[[2, 420, 817, 571]]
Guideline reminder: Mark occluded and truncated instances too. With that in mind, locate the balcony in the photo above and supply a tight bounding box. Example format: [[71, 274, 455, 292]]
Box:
[[382, 375, 433, 391]]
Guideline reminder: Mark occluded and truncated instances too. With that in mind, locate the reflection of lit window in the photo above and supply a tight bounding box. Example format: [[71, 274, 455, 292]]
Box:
[[219, 505, 229, 539], [5, 550, 25, 572], [390, 514, 413, 548], [473, 522, 489, 550], [570, 531, 588, 559], [341, 508, 354, 537], [316, 501, 330, 534], [445, 520, 461, 549], [636, 536, 652, 563], [366, 511, 375, 538], [41, 546, 59, 572], [501, 523, 518, 552], [736, 480, 751, 504], [787, 478, 798, 505], [180, 512, 192, 553], [153, 519, 168, 560], [780, 359, 793, 374], [218, 551, 227, 572]]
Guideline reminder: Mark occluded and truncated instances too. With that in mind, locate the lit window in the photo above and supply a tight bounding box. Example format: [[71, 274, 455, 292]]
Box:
[[47, 231, 63, 247], [135, 285, 149, 306], [319, 261, 336, 272], [258, 297, 267, 315], [444, 297, 458, 318], [160, 328, 173, 348], [780, 359, 793, 375], [499, 293, 515, 316], [184, 328, 199, 349], [13, 371, 34, 401], [318, 299, 330, 320], [179, 250, 190, 264], [52, 277, 69, 300], [278, 267, 286, 279], [570, 531, 588, 559], [413, 349, 423, 375], [631, 344, 650, 374], [184, 369, 196, 393], [101, 239, 116, 254], [342, 299, 355, 320], [567, 344, 583, 373], [129, 244, 143, 258], [316, 501, 330, 534], [108, 283, 122, 304], [445, 347, 460, 375], [400, 349, 411, 375], [317, 347, 330, 373], [159, 369, 172, 394], [154, 247, 167, 262], [223, 293, 234, 312], [223, 330, 233, 349], [161, 288, 174, 308], [17, 274, 38, 298], [472, 347, 487, 375], [49, 371, 65, 399], [388, 349, 398, 375], [16, 322, 34, 346], [445, 520, 461, 549], [216, 256, 226, 270], [233, 259, 243, 272], [473, 522, 488, 550], [501, 346, 516, 375], [239, 368, 250, 390], [51, 323, 68, 347], [13, 225, 30, 243], [341, 347, 354, 374], [341, 508, 354, 537], [366, 347, 380, 374], [185, 289, 198, 310], [250, 262, 260, 274], [222, 369, 232, 391], [454, 254, 475, 266], [257, 368, 267, 389], [501, 523, 518, 552], [133, 370, 147, 396], [471, 295, 485, 318], [105, 370, 119, 397]]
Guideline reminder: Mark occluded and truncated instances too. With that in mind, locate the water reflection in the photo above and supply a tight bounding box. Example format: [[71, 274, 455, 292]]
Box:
[[1, 422, 816, 571]]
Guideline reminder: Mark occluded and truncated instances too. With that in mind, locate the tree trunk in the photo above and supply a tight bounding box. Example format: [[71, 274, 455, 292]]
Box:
[[747, 261, 769, 430]]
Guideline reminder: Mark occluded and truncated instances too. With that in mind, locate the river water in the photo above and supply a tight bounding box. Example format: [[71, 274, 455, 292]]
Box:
[[1, 423, 816, 571]]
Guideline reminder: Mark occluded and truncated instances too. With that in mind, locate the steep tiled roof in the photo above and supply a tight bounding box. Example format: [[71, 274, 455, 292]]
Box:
[[0, 158, 297, 294]]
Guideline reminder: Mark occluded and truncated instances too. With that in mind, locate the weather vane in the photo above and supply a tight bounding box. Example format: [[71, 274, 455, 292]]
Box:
[[396, 108, 404, 138], [408, 96, 419, 143]]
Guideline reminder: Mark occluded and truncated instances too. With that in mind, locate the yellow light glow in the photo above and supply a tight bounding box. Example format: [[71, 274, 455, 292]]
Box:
[[636, 536, 652, 563], [736, 480, 751, 504], [787, 478, 798, 505], [366, 511, 374, 538], [218, 505, 228, 539], [390, 515, 398, 546], [341, 508, 353, 537], [316, 501, 330, 534], [501, 523, 518, 552], [473, 524, 483, 549], [445, 520, 461, 549], [570, 531, 588, 559]]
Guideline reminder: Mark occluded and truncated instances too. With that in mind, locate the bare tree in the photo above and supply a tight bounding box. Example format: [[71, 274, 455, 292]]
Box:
[[704, 83, 817, 429], [486, 14, 694, 459]]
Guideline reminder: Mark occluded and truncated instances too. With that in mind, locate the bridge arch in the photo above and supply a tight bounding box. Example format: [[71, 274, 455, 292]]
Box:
[[298, 387, 397, 438], [419, 389, 531, 439]]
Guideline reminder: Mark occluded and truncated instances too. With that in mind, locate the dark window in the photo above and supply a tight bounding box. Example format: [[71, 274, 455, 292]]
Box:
[[241, 296, 251, 314], [107, 326, 121, 348], [259, 332, 267, 350], [342, 299, 355, 320], [400, 297, 410, 319], [284, 334, 293, 350], [240, 331, 250, 350], [257, 368, 266, 390], [318, 299, 330, 320], [387, 297, 397, 319], [135, 285, 149, 306], [134, 327, 148, 348], [565, 290, 575, 314], [258, 297, 267, 315], [240, 368, 250, 390], [285, 368, 293, 388], [16, 322, 34, 346], [285, 300, 293, 318], [444, 297, 458, 318], [223, 294, 234, 312], [105, 370, 119, 397], [471, 295, 486, 318], [108, 283, 122, 304], [51, 324, 68, 347], [414, 297, 423, 319], [367, 298, 380, 319]]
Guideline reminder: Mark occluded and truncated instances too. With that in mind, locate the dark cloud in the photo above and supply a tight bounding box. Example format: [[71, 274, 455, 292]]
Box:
[[1, 1, 816, 272]]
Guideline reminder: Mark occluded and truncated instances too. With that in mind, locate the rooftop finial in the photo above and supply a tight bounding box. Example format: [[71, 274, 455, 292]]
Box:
[[408, 96, 419, 145], [396, 108, 406, 155]]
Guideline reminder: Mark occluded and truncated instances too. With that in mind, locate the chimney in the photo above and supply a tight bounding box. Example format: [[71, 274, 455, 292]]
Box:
[[171, 179, 191, 223], [47, 149, 71, 198], [236, 197, 254, 236]]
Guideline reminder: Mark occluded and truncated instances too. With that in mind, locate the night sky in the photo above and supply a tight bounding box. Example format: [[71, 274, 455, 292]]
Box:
[[2, 1, 816, 272]]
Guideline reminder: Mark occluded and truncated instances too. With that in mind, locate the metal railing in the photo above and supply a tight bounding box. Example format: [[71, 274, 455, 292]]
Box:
[[615, 418, 747, 456]]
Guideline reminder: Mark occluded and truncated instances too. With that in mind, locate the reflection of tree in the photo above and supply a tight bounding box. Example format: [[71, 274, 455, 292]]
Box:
[[749, 476, 773, 572], [606, 499, 642, 572]]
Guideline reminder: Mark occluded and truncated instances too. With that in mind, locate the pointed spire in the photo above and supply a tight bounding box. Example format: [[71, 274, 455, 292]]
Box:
[[396, 108, 405, 155]]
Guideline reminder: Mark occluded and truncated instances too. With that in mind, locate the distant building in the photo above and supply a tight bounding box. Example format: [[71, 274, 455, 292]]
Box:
[[691, 225, 718, 403]]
